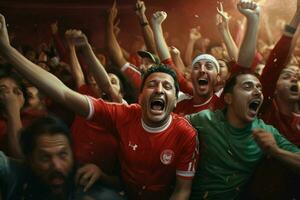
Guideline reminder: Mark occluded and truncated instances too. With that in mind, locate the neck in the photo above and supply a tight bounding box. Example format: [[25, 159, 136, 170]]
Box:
[[275, 96, 300, 116], [193, 92, 213, 105], [142, 115, 172, 131], [226, 108, 248, 129]]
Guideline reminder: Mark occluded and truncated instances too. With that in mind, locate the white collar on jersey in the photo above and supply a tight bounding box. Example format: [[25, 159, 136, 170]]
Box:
[[141, 115, 173, 133]]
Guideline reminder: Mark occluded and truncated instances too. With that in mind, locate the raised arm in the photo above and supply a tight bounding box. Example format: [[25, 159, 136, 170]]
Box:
[[151, 11, 170, 60], [0, 86, 23, 159], [0, 14, 89, 117], [170, 46, 186, 73], [184, 27, 202, 66], [135, 0, 157, 54], [106, 1, 127, 69], [68, 30, 123, 103], [237, 0, 260, 68], [65, 30, 85, 90], [216, 2, 239, 61]]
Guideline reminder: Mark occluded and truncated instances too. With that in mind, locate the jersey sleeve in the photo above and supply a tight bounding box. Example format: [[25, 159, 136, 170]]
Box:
[[272, 127, 300, 154], [85, 96, 128, 134], [176, 125, 199, 179], [121, 62, 142, 92], [162, 58, 193, 95]]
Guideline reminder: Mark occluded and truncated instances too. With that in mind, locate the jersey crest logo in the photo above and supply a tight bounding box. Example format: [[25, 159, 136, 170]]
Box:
[[160, 149, 174, 165], [129, 141, 138, 151]]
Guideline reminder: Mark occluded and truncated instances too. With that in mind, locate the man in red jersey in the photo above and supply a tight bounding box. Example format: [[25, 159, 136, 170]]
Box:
[[0, 14, 198, 199]]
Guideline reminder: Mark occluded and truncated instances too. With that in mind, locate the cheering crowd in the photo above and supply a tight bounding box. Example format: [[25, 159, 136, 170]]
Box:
[[1, 0, 300, 199]]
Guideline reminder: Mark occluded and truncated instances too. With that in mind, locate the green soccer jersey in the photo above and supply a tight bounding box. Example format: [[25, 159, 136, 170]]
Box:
[[187, 109, 300, 200]]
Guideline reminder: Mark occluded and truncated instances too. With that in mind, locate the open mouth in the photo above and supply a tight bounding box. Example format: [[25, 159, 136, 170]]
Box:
[[290, 85, 299, 93], [198, 78, 209, 86], [150, 99, 165, 111], [248, 99, 261, 112]]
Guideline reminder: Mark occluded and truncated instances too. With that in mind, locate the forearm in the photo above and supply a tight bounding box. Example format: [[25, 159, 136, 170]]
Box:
[[152, 24, 171, 60], [82, 44, 122, 103], [106, 21, 127, 68], [69, 45, 85, 89], [237, 16, 259, 68], [220, 26, 238, 61], [172, 54, 186, 73], [0, 45, 89, 117], [272, 148, 300, 173], [184, 40, 196, 66], [138, 14, 157, 54], [6, 110, 23, 159]]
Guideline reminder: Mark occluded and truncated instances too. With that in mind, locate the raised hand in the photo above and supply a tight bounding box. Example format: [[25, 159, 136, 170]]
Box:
[[170, 46, 181, 56], [75, 163, 103, 192], [253, 129, 279, 156], [135, 0, 146, 16], [151, 11, 167, 27], [0, 14, 10, 47], [108, 0, 118, 24], [65, 29, 88, 48], [237, 0, 260, 19], [189, 26, 201, 41], [216, 2, 231, 30]]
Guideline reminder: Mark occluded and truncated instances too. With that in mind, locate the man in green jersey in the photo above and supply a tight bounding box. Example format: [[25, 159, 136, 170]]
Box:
[[187, 73, 300, 200]]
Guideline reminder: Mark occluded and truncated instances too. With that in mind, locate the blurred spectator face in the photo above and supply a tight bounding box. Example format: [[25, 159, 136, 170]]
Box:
[[276, 65, 300, 103], [25, 50, 37, 63], [0, 77, 25, 110], [27, 86, 44, 110], [210, 46, 224, 60], [28, 133, 73, 195], [218, 60, 230, 83], [140, 57, 154, 72], [254, 64, 265, 76], [108, 73, 122, 96]]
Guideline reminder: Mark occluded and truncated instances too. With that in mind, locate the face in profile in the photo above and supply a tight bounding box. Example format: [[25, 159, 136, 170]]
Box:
[[225, 74, 263, 126], [276, 65, 300, 103], [29, 133, 74, 195], [139, 72, 177, 127]]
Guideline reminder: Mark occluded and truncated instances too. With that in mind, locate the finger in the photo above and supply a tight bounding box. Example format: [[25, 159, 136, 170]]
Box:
[[75, 167, 87, 184], [220, 2, 224, 12], [84, 175, 97, 192]]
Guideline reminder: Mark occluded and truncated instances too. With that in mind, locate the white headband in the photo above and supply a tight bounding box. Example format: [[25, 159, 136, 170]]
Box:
[[192, 54, 220, 73]]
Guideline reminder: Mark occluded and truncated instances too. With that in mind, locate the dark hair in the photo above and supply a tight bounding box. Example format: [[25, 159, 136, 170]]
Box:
[[140, 64, 180, 98], [20, 116, 71, 156], [107, 66, 138, 104], [223, 72, 259, 94], [0, 65, 28, 116]]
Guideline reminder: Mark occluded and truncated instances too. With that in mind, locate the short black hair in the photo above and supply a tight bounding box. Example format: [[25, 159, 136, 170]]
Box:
[[223, 72, 259, 94], [20, 116, 71, 157], [140, 64, 180, 98]]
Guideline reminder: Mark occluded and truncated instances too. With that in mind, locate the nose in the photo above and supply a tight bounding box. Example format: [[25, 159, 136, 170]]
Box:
[[155, 82, 164, 94], [253, 86, 262, 97], [51, 157, 64, 171]]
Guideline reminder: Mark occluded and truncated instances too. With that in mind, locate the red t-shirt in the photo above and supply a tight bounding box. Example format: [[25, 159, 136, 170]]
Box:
[[174, 95, 219, 116], [87, 97, 199, 200], [71, 84, 119, 174]]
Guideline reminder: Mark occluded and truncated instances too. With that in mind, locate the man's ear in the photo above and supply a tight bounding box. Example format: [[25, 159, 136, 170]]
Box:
[[224, 93, 232, 105]]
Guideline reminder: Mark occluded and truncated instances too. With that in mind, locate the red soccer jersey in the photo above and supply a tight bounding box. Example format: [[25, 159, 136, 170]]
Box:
[[174, 94, 219, 116], [87, 97, 199, 200], [71, 84, 119, 174], [121, 62, 142, 93]]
